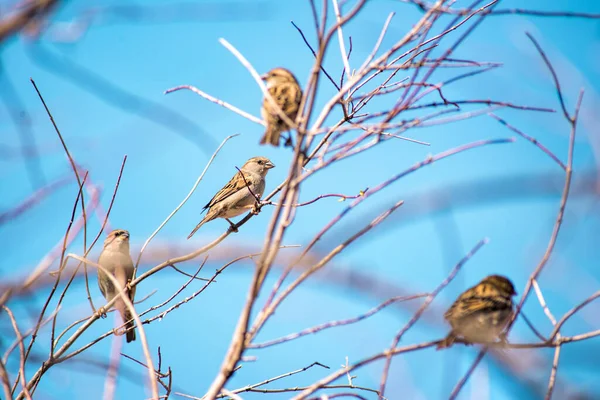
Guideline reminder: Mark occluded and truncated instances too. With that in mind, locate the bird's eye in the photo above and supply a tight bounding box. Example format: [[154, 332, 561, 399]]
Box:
[[115, 231, 121, 236], [257, 160, 263, 165]]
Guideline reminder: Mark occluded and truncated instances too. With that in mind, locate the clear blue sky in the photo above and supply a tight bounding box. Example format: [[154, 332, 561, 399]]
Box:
[[1, 0, 600, 399]]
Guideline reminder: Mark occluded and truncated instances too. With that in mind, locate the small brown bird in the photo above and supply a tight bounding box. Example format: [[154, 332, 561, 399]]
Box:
[[187, 156, 275, 238], [260, 67, 302, 147], [98, 229, 136, 343], [437, 274, 516, 349]]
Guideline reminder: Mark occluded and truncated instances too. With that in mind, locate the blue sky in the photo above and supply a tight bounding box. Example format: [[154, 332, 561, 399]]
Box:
[[1, 0, 600, 399]]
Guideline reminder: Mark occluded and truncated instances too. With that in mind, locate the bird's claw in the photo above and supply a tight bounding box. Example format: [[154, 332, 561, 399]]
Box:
[[226, 220, 239, 233], [98, 307, 108, 319], [436, 333, 456, 350], [113, 327, 126, 337]]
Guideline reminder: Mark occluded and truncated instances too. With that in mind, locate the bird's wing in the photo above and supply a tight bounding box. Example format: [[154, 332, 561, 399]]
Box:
[[280, 83, 301, 117], [445, 287, 512, 320], [97, 253, 113, 298], [203, 171, 252, 210], [265, 83, 301, 121]]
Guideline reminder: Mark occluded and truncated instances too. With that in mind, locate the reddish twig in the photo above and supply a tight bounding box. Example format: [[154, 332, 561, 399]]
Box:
[[265, 189, 368, 208]]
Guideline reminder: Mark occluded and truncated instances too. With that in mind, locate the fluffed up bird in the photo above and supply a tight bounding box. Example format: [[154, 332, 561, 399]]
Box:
[[98, 229, 136, 343], [260, 67, 302, 147], [187, 156, 275, 239], [437, 274, 516, 349]]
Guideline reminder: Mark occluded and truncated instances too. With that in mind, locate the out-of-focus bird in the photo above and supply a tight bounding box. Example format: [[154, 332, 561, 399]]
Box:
[[98, 229, 136, 343], [260, 68, 302, 147], [437, 274, 516, 349], [187, 156, 275, 238]]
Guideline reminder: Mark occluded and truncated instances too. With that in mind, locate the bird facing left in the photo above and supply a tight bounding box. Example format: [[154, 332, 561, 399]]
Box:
[[97, 229, 137, 343]]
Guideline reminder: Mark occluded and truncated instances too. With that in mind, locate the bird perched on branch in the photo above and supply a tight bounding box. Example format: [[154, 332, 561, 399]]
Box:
[[187, 156, 275, 238], [260, 68, 302, 147], [437, 274, 516, 349], [98, 229, 136, 343]]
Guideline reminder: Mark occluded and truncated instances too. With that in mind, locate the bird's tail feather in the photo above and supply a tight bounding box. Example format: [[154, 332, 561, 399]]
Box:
[[260, 125, 280, 146], [123, 309, 136, 343], [187, 218, 206, 239]]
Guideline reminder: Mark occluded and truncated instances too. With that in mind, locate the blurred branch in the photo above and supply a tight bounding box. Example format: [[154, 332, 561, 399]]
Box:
[[0, 175, 71, 225], [0, 0, 58, 42], [26, 44, 218, 152], [0, 61, 46, 189], [46, 2, 272, 42], [403, 1, 600, 19]]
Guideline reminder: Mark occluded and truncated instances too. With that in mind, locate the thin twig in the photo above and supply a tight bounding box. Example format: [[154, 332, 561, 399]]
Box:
[[3, 307, 31, 400], [218, 362, 330, 397], [249, 294, 426, 349], [165, 86, 264, 126], [526, 33, 571, 121], [489, 113, 566, 170]]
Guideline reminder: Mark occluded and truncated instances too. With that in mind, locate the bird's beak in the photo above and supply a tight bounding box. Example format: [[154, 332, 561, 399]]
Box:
[[265, 161, 275, 169], [122, 232, 130, 239], [260, 73, 268, 81]]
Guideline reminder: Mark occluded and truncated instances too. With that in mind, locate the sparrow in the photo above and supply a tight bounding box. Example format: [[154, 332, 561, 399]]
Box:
[[437, 274, 516, 349], [187, 156, 275, 238], [98, 229, 136, 343], [260, 67, 302, 147]]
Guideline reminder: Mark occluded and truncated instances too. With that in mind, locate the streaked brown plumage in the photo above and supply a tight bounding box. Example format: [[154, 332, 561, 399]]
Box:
[[260, 68, 302, 147], [187, 156, 275, 238], [98, 229, 136, 343], [437, 274, 516, 349]]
